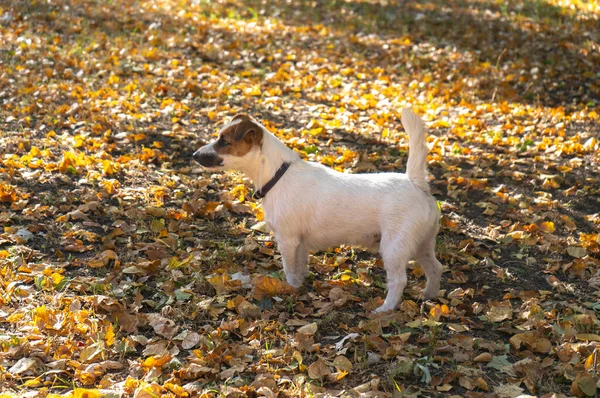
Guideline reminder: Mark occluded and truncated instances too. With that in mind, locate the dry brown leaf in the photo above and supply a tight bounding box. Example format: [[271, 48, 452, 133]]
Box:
[[297, 322, 318, 336], [178, 332, 199, 350], [333, 355, 353, 373], [307, 359, 332, 380]]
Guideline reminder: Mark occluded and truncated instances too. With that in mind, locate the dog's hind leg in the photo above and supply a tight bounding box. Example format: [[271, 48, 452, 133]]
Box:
[[373, 231, 416, 313], [277, 237, 307, 288], [414, 231, 443, 300]]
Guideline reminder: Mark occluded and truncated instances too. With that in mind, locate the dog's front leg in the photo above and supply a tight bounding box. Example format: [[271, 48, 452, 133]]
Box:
[[277, 237, 307, 288], [295, 240, 309, 283]]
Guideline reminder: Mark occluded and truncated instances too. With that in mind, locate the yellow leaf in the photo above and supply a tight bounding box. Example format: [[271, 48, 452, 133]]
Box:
[[165, 382, 188, 397], [101, 179, 120, 194], [433, 120, 450, 128], [105, 323, 115, 346], [50, 272, 64, 286], [33, 305, 53, 327], [131, 133, 146, 142], [103, 159, 118, 175], [244, 86, 261, 96], [430, 304, 449, 320], [142, 354, 172, 368], [542, 178, 560, 189], [29, 146, 42, 157], [124, 376, 140, 389], [249, 202, 264, 221], [23, 377, 43, 387], [539, 221, 556, 233], [230, 184, 248, 202], [58, 151, 77, 173], [7, 312, 24, 323], [335, 370, 348, 380], [584, 352, 597, 371], [73, 388, 102, 398]]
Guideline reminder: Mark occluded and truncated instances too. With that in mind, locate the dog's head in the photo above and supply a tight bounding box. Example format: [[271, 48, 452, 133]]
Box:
[[193, 114, 264, 170]]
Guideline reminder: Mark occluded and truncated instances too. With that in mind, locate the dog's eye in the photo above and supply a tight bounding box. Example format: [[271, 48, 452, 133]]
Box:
[[218, 138, 230, 147]]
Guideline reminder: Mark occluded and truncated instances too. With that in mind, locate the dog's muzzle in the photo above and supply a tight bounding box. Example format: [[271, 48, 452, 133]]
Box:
[[193, 145, 223, 167]]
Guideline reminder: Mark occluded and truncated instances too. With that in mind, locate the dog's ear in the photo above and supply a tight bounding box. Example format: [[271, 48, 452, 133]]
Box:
[[232, 113, 251, 122], [231, 115, 262, 144]]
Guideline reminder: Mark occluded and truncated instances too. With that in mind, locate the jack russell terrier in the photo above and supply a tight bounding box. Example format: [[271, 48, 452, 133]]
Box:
[[193, 109, 442, 313]]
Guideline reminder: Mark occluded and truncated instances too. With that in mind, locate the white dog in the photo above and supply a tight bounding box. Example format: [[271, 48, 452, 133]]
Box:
[[193, 109, 442, 313]]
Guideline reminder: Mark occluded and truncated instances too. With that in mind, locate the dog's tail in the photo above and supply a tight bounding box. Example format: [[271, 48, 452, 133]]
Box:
[[402, 108, 430, 193]]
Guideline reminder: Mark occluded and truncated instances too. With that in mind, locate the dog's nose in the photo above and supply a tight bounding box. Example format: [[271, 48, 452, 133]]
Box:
[[192, 146, 222, 167], [192, 150, 202, 162]]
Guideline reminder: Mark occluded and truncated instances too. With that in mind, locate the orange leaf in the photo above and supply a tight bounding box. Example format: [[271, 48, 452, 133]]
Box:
[[0, 183, 17, 203], [130, 133, 146, 141], [252, 275, 293, 300]]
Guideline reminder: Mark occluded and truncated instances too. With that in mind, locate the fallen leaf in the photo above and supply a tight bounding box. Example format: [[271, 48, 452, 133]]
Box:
[[182, 332, 201, 349], [252, 275, 293, 300], [474, 352, 493, 362], [333, 355, 353, 373], [307, 359, 332, 379], [297, 322, 318, 336], [567, 246, 587, 258], [8, 357, 38, 375]]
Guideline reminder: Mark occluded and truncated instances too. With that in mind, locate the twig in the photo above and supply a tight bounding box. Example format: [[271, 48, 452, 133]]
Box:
[[419, 300, 425, 331], [495, 48, 507, 70], [594, 348, 598, 398], [491, 48, 507, 103]]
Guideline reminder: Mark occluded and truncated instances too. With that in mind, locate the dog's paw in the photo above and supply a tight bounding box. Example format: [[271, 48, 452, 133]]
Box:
[[285, 276, 304, 289], [422, 289, 439, 301], [373, 304, 395, 314]]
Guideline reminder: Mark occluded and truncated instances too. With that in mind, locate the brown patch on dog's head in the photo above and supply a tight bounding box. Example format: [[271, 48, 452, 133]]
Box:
[[193, 114, 264, 168], [216, 113, 263, 157]]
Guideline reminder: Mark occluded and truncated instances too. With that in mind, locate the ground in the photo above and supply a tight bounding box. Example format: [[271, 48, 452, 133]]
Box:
[[1, 0, 600, 397]]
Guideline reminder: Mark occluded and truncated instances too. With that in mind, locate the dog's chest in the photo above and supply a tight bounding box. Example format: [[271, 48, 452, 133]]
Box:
[[261, 197, 304, 236]]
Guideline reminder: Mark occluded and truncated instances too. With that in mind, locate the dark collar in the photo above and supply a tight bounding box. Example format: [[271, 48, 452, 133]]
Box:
[[254, 162, 291, 199]]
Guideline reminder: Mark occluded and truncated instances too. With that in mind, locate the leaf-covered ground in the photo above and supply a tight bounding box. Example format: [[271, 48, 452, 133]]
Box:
[[1, 0, 600, 397]]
